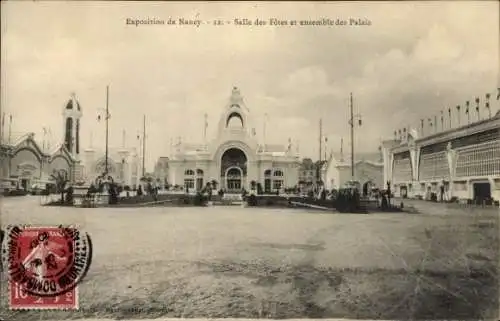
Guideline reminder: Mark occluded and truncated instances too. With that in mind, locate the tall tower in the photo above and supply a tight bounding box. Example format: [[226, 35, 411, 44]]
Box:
[[62, 93, 82, 159]]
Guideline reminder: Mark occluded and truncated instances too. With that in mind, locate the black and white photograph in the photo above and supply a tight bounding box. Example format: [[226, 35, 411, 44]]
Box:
[[0, 1, 499, 320]]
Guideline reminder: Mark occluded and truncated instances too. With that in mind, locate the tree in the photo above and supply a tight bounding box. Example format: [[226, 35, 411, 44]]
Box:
[[211, 179, 218, 190], [50, 169, 69, 203]]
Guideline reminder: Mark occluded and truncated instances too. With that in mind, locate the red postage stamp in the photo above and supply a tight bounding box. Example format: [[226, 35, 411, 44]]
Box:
[[3, 225, 92, 310]]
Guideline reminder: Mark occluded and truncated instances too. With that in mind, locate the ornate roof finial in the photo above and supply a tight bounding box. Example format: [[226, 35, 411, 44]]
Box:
[[230, 86, 243, 106]]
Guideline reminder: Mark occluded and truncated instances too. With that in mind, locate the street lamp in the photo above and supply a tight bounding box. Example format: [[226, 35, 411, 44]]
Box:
[[348, 93, 362, 179], [97, 107, 111, 177]]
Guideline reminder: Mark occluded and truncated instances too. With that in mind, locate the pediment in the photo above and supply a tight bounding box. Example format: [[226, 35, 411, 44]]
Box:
[[14, 133, 45, 156], [50, 144, 76, 163]]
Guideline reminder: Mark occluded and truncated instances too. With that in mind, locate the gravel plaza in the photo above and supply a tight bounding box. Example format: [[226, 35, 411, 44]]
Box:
[[1, 197, 498, 320]]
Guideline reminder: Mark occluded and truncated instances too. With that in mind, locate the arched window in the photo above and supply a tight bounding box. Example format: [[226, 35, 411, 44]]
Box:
[[264, 169, 272, 177], [196, 169, 204, 176], [185, 169, 194, 176], [273, 169, 284, 177], [226, 112, 244, 128]]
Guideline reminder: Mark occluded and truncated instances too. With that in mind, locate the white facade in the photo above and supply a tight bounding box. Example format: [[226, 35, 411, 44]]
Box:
[[322, 152, 384, 191], [82, 147, 141, 187], [166, 87, 301, 192], [382, 111, 500, 202]]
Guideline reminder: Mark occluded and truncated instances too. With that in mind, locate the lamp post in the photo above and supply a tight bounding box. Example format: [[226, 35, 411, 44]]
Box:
[[97, 86, 111, 178], [348, 93, 362, 180]]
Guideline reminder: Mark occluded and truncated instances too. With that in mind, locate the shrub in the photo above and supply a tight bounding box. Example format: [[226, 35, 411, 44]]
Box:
[[247, 194, 258, 206], [256, 183, 263, 195], [193, 192, 207, 206]]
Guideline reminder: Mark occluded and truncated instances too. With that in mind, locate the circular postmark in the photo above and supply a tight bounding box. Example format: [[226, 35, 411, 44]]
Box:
[[2, 225, 93, 297]]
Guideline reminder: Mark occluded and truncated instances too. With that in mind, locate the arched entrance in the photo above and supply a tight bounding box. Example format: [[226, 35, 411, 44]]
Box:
[[220, 148, 247, 193], [226, 167, 242, 191]]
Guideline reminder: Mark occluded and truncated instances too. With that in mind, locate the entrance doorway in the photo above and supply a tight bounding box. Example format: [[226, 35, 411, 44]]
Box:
[[21, 179, 29, 191], [226, 167, 242, 192], [220, 147, 247, 192], [400, 186, 408, 198], [473, 182, 491, 205]]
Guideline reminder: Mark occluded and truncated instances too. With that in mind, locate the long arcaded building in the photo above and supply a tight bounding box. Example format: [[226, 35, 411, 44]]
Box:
[[382, 111, 500, 203]]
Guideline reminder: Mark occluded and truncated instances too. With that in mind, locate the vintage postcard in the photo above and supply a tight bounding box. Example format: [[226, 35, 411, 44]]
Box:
[[0, 1, 499, 320]]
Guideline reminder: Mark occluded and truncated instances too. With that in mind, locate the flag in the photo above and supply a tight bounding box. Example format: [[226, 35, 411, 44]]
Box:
[[465, 101, 469, 114], [485, 93, 491, 108], [97, 115, 101, 121], [324, 136, 328, 142], [475, 97, 480, 111]]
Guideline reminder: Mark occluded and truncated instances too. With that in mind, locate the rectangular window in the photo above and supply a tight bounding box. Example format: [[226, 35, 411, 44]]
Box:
[[184, 179, 194, 189], [273, 180, 283, 190]]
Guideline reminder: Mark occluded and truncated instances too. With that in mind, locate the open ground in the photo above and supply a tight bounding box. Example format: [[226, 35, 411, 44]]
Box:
[[1, 197, 498, 320]]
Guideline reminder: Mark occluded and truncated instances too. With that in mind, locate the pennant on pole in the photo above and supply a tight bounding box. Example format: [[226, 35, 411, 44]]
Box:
[[475, 97, 480, 120], [485, 93, 491, 118]]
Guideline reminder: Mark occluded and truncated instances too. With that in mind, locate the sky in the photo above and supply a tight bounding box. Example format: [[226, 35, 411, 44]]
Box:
[[1, 1, 499, 170]]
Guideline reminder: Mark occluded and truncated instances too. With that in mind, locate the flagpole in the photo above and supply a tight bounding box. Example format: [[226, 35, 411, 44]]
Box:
[[466, 101, 470, 124], [8, 114, 12, 145], [203, 113, 208, 142], [340, 137, 344, 162], [319, 118, 322, 162], [475, 97, 480, 121], [324, 136, 327, 161], [142, 114, 146, 177], [1, 112, 4, 144], [350, 93, 354, 179], [486, 93, 491, 118], [105, 86, 109, 176]]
